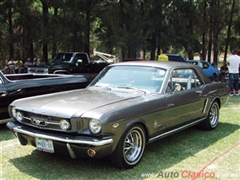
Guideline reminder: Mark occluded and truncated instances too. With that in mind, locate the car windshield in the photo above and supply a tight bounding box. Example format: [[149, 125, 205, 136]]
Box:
[[89, 65, 166, 93], [52, 53, 73, 63]]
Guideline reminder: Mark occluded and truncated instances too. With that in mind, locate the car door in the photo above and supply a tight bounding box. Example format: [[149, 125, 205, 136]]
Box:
[[72, 53, 93, 81], [163, 68, 206, 129], [200, 61, 212, 77]]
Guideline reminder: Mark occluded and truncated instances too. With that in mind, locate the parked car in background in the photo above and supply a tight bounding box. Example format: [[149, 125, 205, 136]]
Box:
[[167, 54, 186, 63], [7, 61, 229, 169], [28, 52, 109, 83], [0, 71, 87, 124], [186, 60, 220, 81]]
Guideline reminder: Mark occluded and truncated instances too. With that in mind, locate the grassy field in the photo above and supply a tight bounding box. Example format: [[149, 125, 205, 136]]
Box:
[[0, 96, 239, 180]]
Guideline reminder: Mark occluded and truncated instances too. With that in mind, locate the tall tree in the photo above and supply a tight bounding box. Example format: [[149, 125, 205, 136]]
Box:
[[1, 0, 240, 69], [41, 0, 49, 62], [224, 0, 236, 64]]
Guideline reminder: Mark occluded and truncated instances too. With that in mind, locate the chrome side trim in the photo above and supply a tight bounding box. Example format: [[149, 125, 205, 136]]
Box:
[[6, 122, 113, 147], [149, 118, 205, 142], [202, 98, 209, 113]]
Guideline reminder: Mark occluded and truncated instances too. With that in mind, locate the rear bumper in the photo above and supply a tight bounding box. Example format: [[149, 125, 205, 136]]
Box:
[[6, 121, 114, 159]]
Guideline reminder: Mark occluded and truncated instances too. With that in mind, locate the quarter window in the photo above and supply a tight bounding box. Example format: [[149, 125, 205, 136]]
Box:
[[166, 69, 203, 93]]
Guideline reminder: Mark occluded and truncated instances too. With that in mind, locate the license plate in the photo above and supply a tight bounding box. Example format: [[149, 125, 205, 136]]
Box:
[[36, 138, 54, 153]]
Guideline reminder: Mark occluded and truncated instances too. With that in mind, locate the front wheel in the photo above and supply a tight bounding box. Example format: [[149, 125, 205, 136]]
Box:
[[199, 101, 219, 130], [109, 124, 146, 169]]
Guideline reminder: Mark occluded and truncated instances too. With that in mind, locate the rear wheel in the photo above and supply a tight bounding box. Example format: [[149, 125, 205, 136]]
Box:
[[109, 124, 146, 169], [199, 101, 219, 130]]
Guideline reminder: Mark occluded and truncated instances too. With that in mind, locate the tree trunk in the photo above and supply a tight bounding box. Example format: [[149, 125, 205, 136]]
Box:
[[150, 32, 157, 60], [212, 0, 220, 67], [51, 7, 58, 59], [201, 0, 207, 60], [207, 34, 212, 62], [8, 6, 14, 59], [84, 6, 91, 55], [42, 0, 49, 63], [29, 42, 34, 60], [224, 0, 235, 64]]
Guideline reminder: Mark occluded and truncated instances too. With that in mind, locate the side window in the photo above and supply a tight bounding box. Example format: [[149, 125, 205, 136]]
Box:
[[77, 54, 88, 63], [76, 54, 89, 68], [201, 62, 209, 69], [166, 69, 203, 93]]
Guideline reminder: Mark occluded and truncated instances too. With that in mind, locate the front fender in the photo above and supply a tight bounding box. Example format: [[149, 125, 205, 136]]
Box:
[[110, 118, 148, 152]]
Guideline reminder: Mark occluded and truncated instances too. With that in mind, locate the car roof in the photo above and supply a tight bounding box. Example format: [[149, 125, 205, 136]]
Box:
[[110, 61, 212, 84], [122, 58, 149, 62], [57, 52, 87, 55], [186, 60, 208, 63], [112, 61, 195, 70]]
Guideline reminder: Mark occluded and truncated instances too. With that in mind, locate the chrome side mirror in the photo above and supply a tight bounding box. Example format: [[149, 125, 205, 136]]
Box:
[[77, 59, 83, 63], [76, 59, 83, 66]]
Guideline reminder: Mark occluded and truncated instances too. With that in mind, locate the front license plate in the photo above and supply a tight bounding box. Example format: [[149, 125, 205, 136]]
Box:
[[36, 138, 54, 153]]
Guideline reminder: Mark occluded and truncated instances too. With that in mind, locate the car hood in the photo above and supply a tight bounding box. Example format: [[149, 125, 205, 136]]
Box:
[[11, 87, 146, 118]]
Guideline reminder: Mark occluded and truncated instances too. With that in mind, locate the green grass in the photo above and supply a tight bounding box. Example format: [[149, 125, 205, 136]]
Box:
[[1, 96, 239, 180]]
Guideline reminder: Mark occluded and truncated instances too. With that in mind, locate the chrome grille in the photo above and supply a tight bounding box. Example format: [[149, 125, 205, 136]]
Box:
[[18, 111, 69, 131]]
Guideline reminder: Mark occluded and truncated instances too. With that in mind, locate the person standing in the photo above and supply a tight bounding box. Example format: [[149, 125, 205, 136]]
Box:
[[158, 51, 169, 61], [33, 58, 38, 65], [39, 58, 46, 65], [220, 64, 228, 82], [7, 58, 16, 74], [24, 58, 32, 67], [15, 59, 24, 73], [23, 58, 33, 73], [227, 49, 240, 96]]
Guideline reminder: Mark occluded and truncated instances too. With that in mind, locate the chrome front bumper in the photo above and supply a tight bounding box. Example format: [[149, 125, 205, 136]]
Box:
[[6, 121, 114, 147]]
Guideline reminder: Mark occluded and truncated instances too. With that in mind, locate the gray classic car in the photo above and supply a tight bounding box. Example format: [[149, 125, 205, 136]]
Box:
[[6, 61, 229, 169]]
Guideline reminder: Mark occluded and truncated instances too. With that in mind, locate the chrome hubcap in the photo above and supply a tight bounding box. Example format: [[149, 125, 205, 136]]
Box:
[[124, 128, 144, 164], [209, 104, 218, 127]]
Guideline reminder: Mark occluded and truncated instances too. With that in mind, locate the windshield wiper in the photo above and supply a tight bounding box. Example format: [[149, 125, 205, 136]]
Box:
[[115, 86, 146, 94]]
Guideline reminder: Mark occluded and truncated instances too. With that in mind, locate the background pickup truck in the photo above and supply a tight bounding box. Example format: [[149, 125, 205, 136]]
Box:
[[0, 71, 88, 124], [28, 52, 109, 82]]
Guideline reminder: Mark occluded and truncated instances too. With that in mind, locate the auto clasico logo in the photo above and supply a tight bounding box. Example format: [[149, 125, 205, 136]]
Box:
[[157, 170, 215, 180]]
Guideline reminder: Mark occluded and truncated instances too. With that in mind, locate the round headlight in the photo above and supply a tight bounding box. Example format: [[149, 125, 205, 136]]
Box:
[[60, 119, 71, 130], [89, 119, 101, 134], [16, 111, 23, 121], [11, 107, 17, 118]]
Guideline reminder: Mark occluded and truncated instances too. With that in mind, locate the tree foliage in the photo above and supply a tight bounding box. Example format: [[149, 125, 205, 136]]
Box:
[[0, 0, 239, 67]]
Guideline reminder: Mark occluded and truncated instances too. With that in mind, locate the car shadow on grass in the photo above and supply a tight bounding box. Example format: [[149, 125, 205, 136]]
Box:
[[7, 122, 239, 180]]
